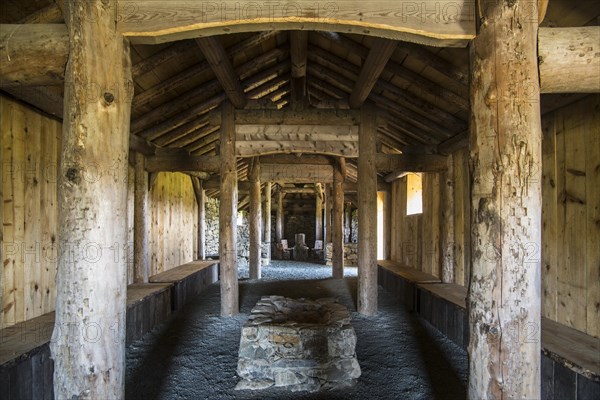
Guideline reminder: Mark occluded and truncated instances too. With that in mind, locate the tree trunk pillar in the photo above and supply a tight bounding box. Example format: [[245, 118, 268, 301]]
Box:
[[263, 182, 272, 264], [357, 103, 378, 316], [249, 158, 262, 279], [134, 152, 149, 283], [276, 188, 283, 243], [191, 177, 206, 260], [441, 155, 455, 283], [332, 159, 345, 278], [51, 1, 132, 397], [315, 185, 323, 242], [219, 100, 239, 316], [344, 202, 352, 243], [468, 1, 542, 398]]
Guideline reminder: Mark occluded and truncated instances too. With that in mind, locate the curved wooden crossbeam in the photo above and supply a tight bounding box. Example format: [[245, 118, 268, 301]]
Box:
[[117, 1, 475, 46]]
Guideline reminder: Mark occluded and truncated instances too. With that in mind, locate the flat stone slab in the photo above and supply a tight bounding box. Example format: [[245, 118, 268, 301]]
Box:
[[236, 296, 361, 392]]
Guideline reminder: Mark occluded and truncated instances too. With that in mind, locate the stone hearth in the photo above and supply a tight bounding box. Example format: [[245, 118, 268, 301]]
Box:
[[236, 296, 361, 392]]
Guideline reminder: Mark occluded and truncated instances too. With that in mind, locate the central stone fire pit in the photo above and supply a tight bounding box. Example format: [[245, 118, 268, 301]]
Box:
[[236, 296, 361, 392]]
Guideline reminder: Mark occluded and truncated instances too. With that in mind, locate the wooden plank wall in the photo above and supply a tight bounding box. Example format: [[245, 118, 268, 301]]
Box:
[[148, 172, 197, 276], [1, 96, 61, 328], [1, 95, 199, 328], [389, 151, 470, 284], [542, 95, 600, 338]]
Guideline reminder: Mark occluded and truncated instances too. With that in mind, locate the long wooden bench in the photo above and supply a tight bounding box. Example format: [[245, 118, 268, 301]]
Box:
[[0, 282, 174, 400], [377, 260, 440, 311], [378, 260, 599, 399], [149, 260, 218, 311], [413, 280, 599, 399]]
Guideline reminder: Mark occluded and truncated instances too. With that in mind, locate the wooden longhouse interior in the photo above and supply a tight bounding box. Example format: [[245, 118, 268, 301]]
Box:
[[0, 0, 598, 398]]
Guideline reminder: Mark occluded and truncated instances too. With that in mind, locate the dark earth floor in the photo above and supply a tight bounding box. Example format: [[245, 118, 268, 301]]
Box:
[[126, 261, 468, 399]]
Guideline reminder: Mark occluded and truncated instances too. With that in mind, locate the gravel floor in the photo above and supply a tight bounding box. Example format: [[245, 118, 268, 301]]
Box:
[[126, 261, 467, 400]]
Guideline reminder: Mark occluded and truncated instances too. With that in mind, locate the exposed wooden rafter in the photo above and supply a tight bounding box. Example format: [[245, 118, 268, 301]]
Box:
[[196, 36, 247, 108], [348, 39, 397, 109]]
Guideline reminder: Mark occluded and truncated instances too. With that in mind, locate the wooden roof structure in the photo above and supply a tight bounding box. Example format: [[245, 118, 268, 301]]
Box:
[[1, 1, 596, 206]]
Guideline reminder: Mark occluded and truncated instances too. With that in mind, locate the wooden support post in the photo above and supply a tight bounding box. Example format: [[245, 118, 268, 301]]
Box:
[[219, 100, 239, 316], [325, 184, 332, 243], [134, 152, 149, 283], [276, 188, 283, 243], [0, 98, 3, 329], [191, 177, 206, 260], [344, 202, 352, 243], [315, 183, 323, 242], [249, 158, 262, 279], [50, 1, 132, 398], [441, 155, 454, 283], [358, 103, 377, 316], [468, 1, 542, 398], [332, 159, 345, 278], [263, 182, 272, 264]]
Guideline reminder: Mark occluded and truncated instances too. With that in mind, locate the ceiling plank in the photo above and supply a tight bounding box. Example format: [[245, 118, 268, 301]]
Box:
[[348, 38, 397, 109], [195, 36, 247, 108]]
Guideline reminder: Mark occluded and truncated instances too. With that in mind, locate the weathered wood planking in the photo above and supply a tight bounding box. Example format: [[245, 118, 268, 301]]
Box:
[[1, 96, 61, 328], [542, 95, 600, 338], [149, 172, 197, 276], [117, 1, 476, 46], [542, 113, 558, 322]]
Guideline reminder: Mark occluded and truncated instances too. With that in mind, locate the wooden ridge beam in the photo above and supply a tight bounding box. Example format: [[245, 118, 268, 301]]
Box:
[[196, 36, 247, 108], [259, 154, 332, 165], [349, 38, 397, 109]]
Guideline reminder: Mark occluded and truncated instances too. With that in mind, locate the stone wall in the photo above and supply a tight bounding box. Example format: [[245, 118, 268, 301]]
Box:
[[284, 214, 316, 248], [325, 242, 358, 266], [204, 197, 251, 266], [350, 209, 358, 243]]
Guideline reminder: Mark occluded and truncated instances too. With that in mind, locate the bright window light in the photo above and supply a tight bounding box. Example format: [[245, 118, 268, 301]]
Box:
[[406, 173, 423, 215]]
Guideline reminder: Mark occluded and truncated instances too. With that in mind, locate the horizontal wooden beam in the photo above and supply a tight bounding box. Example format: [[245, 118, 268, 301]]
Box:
[[203, 179, 251, 191], [117, 1, 475, 46], [237, 140, 358, 158], [281, 187, 316, 194], [216, 108, 362, 126], [437, 131, 469, 154], [538, 27, 600, 93], [145, 155, 221, 173], [236, 124, 358, 141], [259, 154, 333, 165], [260, 164, 334, 183], [376, 154, 448, 179], [0, 24, 68, 87]]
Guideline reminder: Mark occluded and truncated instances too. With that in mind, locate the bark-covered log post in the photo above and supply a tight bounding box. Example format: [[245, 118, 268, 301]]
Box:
[[468, 0, 542, 398], [315, 183, 323, 242], [219, 100, 239, 316], [249, 158, 262, 279], [358, 103, 377, 316], [332, 158, 345, 279], [263, 182, 272, 264], [276, 188, 283, 243], [441, 155, 455, 283], [134, 152, 149, 283], [344, 202, 352, 243], [50, 1, 133, 398], [191, 177, 206, 260]]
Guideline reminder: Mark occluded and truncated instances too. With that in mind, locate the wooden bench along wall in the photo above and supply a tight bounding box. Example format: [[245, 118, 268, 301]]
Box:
[[377, 260, 600, 400], [0, 260, 218, 400], [149, 260, 219, 311]]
